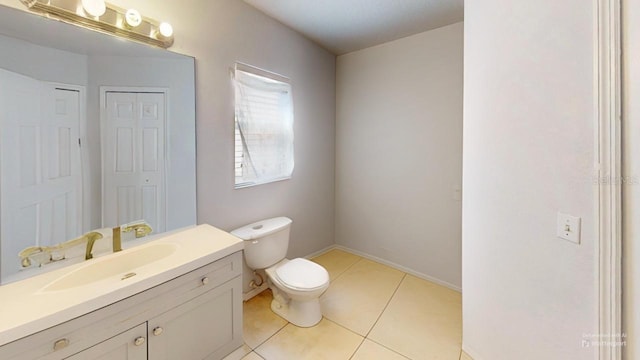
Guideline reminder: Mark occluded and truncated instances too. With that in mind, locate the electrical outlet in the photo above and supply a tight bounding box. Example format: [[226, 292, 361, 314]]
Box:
[[557, 212, 581, 244], [452, 185, 462, 201]]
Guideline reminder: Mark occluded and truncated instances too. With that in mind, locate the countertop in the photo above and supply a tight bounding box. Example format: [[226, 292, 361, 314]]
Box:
[[0, 224, 243, 346]]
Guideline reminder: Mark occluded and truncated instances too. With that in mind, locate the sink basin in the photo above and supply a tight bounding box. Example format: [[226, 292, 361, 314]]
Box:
[[40, 243, 178, 292]]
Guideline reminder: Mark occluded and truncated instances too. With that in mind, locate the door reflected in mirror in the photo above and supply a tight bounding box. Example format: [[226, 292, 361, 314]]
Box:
[[0, 5, 196, 284]]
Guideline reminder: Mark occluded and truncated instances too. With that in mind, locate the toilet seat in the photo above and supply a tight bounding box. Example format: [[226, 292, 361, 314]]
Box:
[[274, 258, 329, 291]]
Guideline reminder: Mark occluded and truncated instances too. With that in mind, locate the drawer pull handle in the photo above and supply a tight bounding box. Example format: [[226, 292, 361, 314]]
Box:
[[53, 338, 69, 351], [153, 327, 164, 336], [201, 277, 210, 285], [134, 337, 146, 346]]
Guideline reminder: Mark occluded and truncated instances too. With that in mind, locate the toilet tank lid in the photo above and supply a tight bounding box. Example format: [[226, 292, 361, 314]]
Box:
[[230, 217, 292, 240]]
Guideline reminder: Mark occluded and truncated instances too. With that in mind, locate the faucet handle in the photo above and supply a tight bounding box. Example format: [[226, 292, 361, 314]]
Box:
[[18, 246, 55, 268], [18, 246, 43, 268], [122, 220, 153, 238], [19, 246, 43, 258]]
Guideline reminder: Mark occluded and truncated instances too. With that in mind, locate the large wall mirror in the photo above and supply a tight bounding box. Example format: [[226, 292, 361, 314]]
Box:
[[0, 5, 196, 284]]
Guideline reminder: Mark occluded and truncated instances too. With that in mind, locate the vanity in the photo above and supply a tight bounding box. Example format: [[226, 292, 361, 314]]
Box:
[[0, 225, 244, 360]]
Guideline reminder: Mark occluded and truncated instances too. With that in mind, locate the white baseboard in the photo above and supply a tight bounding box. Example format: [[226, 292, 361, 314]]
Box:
[[303, 244, 339, 259], [242, 243, 461, 300], [333, 245, 462, 293]]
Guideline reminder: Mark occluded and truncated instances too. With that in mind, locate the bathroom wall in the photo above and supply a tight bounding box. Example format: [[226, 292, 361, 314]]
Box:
[[335, 23, 463, 289], [623, 0, 639, 357], [463, 1, 597, 359], [0, 34, 87, 85]]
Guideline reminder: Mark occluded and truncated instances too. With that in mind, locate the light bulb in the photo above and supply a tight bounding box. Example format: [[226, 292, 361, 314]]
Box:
[[82, 0, 106, 17], [125, 9, 142, 28], [158, 22, 173, 38]]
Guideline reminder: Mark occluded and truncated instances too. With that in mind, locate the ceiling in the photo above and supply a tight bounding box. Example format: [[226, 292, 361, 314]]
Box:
[[243, 0, 464, 55]]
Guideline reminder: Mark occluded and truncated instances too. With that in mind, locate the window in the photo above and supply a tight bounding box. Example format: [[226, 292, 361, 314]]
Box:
[[233, 63, 294, 188]]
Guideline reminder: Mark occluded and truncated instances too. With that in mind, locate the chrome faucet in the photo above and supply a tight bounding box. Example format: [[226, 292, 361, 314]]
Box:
[[83, 231, 105, 260]]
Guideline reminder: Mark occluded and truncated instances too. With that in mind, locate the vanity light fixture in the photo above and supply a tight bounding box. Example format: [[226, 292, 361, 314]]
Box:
[[20, 0, 174, 48]]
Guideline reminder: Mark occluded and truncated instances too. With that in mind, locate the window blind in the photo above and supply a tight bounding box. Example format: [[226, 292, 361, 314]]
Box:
[[233, 64, 294, 188]]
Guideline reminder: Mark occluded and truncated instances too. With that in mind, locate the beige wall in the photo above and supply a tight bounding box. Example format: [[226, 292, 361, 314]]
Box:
[[463, 1, 598, 359], [335, 22, 463, 289]]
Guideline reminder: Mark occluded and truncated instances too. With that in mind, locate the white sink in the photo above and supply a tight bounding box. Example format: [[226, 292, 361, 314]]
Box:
[[40, 243, 178, 292], [0, 224, 245, 347]]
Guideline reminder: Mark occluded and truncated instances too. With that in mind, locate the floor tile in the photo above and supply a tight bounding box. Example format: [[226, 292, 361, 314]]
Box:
[[255, 319, 363, 360], [311, 249, 362, 281], [460, 351, 473, 360], [243, 289, 288, 349], [223, 344, 252, 360], [241, 352, 264, 360], [351, 339, 409, 360], [320, 258, 404, 336], [369, 275, 462, 360]]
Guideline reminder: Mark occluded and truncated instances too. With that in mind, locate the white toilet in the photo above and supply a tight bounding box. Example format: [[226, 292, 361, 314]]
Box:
[[231, 217, 329, 327]]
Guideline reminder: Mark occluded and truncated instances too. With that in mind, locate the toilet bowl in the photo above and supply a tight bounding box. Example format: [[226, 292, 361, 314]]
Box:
[[231, 217, 330, 327], [265, 258, 329, 327]]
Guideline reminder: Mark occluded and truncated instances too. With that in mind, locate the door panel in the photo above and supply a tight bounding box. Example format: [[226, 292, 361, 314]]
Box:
[[103, 92, 165, 233], [0, 69, 81, 281]]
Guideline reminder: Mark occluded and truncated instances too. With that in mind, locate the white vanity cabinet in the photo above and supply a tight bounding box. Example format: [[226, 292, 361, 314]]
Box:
[[0, 252, 243, 360]]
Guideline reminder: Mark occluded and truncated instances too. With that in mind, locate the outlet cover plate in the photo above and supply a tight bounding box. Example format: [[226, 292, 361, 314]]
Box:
[[557, 212, 581, 244]]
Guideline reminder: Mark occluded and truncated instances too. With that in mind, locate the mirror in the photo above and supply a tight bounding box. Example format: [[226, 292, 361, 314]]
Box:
[[0, 5, 196, 284]]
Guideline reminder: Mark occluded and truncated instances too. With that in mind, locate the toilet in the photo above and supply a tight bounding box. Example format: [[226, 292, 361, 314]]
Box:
[[231, 217, 329, 327]]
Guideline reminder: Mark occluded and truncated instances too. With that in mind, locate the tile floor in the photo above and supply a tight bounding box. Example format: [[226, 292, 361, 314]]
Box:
[[226, 249, 472, 360]]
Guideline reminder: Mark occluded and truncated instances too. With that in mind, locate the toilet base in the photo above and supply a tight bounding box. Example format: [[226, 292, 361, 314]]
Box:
[[270, 297, 322, 328], [269, 286, 323, 327]]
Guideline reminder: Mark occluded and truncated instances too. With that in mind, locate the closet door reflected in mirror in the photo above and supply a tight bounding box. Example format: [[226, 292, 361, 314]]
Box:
[[103, 90, 166, 233]]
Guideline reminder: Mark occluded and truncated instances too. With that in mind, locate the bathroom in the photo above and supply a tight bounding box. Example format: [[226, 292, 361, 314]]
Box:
[[0, 0, 637, 359]]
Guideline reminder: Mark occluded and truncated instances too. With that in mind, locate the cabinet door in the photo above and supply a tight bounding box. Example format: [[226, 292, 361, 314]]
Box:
[[65, 323, 147, 360], [148, 277, 242, 360]]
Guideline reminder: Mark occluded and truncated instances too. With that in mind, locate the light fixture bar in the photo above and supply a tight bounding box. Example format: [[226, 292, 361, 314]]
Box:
[[20, 0, 174, 48]]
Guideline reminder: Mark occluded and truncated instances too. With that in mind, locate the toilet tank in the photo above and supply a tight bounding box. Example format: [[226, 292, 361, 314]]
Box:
[[230, 217, 292, 270]]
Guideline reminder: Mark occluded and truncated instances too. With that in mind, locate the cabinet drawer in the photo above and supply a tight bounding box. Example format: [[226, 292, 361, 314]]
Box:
[[164, 251, 242, 306], [65, 323, 147, 360], [0, 252, 242, 360]]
